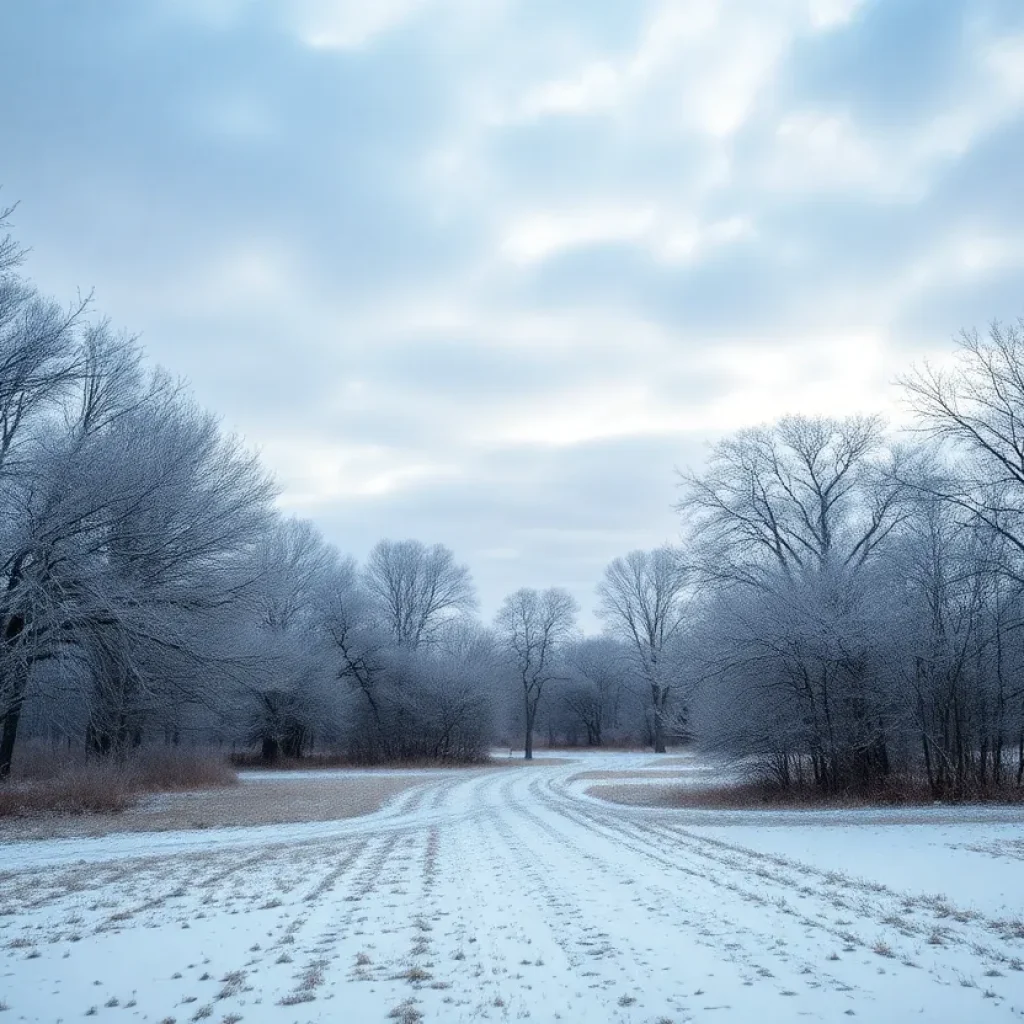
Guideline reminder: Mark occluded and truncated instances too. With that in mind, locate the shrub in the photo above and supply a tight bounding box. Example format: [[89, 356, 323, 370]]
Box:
[[0, 745, 236, 818]]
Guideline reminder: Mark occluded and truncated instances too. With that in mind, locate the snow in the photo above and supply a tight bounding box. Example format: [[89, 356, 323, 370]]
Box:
[[3, 754, 1024, 1022]]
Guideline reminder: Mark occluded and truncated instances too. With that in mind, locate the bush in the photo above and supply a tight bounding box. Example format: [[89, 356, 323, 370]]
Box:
[[128, 748, 237, 791], [0, 763, 134, 817], [0, 745, 236, 818]]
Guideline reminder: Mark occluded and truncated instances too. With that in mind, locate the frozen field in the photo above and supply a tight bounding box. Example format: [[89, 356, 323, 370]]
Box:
[[2, 754, 1024, 1023]]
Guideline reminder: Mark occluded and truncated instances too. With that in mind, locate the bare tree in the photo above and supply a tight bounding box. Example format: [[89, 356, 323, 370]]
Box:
[[363, 539, 476, 648], [597, 547, 688, 753], [244, 518, 340, 761], [902, 318, 1024, 560], [0, 199, 27, 276], [0, 297, 83, 479], [677, 415, 908, 588], [253, 517, 338, 633], [494, 587, 578, 759], [318, 556, 389, 732], [676, 416, 915, 791], [0, 354, 278, 775], [561, 636, 626, 746]]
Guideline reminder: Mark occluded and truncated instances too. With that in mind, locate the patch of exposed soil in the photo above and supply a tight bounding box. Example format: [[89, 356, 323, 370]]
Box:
[[0, 775, 427, 843]]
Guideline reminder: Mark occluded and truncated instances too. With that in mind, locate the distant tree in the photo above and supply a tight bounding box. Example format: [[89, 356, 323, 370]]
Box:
[[318, 556, 389, 733], [246, 518, 339, 761], [363, 539, 476, 648], [677, 415, 908, 588], [677, 416, 912, 792], [561, 636, 627, 746], [901, 318, 1024, 562], [494, 587, 578, 759], [597, 547, 688, 753]]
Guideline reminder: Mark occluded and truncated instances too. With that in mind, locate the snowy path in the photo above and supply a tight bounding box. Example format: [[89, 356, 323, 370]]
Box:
[[3, 755, 1024, 1023]]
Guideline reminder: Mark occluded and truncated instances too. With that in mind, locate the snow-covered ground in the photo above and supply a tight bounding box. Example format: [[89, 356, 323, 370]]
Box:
[[2, 753, 1024, 1022]]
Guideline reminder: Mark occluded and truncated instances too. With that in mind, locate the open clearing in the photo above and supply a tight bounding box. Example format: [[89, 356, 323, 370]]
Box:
[[0, 772, 437, 843], [3, 754, 1024, 1022]]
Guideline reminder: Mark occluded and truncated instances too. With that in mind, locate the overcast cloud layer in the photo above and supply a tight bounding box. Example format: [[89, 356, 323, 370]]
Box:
[[2, 0, 1023, 624]]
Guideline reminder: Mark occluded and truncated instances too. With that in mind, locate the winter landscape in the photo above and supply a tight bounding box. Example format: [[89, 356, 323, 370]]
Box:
[[5, 755, 1024, 1023], [3, 1, 1024, 1022]]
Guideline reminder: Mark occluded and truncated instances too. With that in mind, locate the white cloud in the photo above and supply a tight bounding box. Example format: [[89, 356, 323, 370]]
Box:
[[806, 0, 865, 30], [499, 205, 754, 266], [9, 0, 1024, 620], [500, 205, 656, 264], [888, 233, 1024, 315], [768, 111, 893, 194], [478, 381, 677, 447], [508, 0, 846, 138], [268, 437, 462, 507], [762, 32, 1024, 199], [986, 35, 1024, 98], [290, 0, 432, 50], [702, 333, 896, 427], [469, 327, 899, 449], [519, 61, 622, 119]]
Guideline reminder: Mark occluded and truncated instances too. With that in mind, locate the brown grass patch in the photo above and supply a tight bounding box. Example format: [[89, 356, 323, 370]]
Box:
[[232, 752, 567, 771], [0, 772, 430, 841], [0, 766, 135, 818], [487, 756, 575, 767], [129, 749, 237, 792], [0, 747, 236, 821], [589, 778, 1024, 810], [570, 769, 717, 782]]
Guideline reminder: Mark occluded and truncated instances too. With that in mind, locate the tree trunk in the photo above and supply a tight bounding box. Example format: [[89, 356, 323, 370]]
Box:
[[652, 709, 666, 754], [0, 613, 27, 780], [651, 684, 667, 754], [0, 704, 21, 781], [524, 691, 535, 760]]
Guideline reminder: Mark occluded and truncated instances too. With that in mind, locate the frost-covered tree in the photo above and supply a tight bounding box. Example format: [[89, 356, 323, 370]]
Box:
[[363, 539, 476, 648], [495, 587, 578, 760], [597, 547, 689, 753], [0, 212, 278, 775], [678, 415, 908, 587], [902, 319, 1024, 564], [559, 636, 627, 747], [678, 416, 913, 792], [244, 518, 341, 761]]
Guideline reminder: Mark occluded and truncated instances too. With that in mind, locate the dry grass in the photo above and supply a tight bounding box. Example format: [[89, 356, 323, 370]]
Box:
[[589, 777, 1024, 810], [570, 769, 718, 782], [0, 746, 236, 820], [231, 752, 566, 771], [230, 751, 496, 771], [0, 772, 429, 841], [387, 999, 423, 1023], [0, 766, 135, 818], [129, 749, 237, 792]]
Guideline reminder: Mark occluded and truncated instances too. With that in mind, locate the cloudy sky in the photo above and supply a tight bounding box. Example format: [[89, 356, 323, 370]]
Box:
[[3, 0, 1023, 625]]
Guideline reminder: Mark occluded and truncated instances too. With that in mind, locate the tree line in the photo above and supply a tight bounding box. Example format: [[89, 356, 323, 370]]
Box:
[[680, 325, 1024, 798], [0, 207, 658, 775], [3, 205, 1024, 798]]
